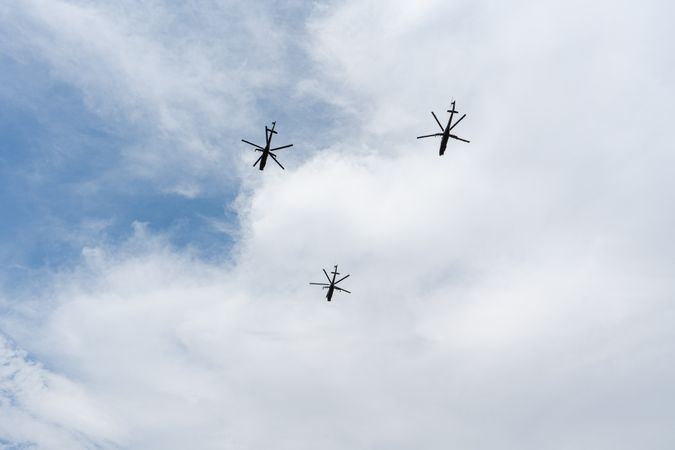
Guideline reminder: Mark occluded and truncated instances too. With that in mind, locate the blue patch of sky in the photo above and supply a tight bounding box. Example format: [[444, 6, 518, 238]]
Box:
[[0, 437, 37, 450], [0, 1, 347, 293], [0, 54, 236, 291]]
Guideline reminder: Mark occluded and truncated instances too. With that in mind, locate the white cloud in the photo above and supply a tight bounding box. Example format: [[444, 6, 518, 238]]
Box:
[[0, 333, 120, 449], [0, 0, 307, 194], [2, 0, 675, 449]]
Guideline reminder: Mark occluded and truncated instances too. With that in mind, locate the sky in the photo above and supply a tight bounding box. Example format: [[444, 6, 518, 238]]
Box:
[[1, 0, 675, 448]]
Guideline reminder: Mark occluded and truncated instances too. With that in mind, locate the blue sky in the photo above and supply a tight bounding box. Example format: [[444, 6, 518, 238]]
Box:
[[0, 0, 343, 283], [1, 1, 675, 449], [0, 53, 238, 296]]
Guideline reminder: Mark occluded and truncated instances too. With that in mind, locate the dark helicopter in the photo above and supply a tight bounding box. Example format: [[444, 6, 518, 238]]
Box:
[[241, 121, 293, 170], [309, 265, 351, 301], [417, 100, 470, 155]]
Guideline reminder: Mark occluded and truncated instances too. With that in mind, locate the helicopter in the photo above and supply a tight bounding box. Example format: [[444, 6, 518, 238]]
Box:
[[241, 121, 293, 170], [417, 100, 470, 155], [309, 265, 351, 301]]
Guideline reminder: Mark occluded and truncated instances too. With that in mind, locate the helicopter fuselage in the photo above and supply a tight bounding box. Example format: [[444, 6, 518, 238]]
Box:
[[439, 109, 458, 156], [439, 128, 451, 155], [325, 267, 340, 301], [310, 265, 349, 302], [258, 145, 270, 170], [258, 127, 274, 170], [417, 101, 468, 156]]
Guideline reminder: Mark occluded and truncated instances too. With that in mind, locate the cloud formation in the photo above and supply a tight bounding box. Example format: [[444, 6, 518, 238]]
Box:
[[0, 333, 119, 449], [0, 0, 318, 194], [2, 0, 675, 449]]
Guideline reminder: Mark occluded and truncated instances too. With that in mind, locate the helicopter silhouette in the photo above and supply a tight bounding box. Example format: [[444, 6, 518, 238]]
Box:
[[309, 265, 351, 301], [241, 121, 293, 170], [417, 100, 470, 155]]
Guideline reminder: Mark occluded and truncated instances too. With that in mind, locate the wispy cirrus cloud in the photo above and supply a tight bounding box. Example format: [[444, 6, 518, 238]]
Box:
[[0, 333, 119, 449], [0, 0, 307, 191], [0, 0, 334, 273]]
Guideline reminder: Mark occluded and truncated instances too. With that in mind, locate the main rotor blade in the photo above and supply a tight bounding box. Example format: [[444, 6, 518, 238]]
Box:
[[253, 155, 263, 167], [242, 139, 263, 149], [270, 153, 285, 170], [431, 111, 444, 131], [270, 144, 293, 151], [417, 133, 443, 139], [449, 134, 470, 143], [309, 282, 330, 286], [335, 274, 350, 284], [323, 269, 331, 282], [335, 287, 351, 294], [448, 114, 466, 131]]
